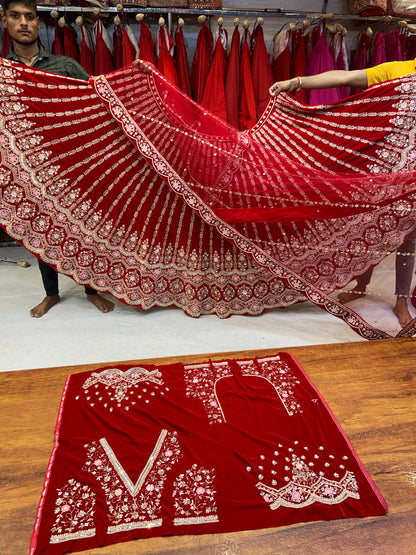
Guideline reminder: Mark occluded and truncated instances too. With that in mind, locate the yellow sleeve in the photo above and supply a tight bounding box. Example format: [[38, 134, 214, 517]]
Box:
[[365, 58, 416, 86]]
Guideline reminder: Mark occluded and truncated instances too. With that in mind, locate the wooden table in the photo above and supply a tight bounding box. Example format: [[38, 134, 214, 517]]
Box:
[[1, 339, 415, 555]]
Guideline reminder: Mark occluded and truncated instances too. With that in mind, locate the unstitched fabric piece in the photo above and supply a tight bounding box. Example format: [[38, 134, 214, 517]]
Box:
[[29, 353, 387, 554]]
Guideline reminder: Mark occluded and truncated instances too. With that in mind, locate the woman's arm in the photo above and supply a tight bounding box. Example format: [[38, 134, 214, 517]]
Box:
[[269, 69, 368, 96]]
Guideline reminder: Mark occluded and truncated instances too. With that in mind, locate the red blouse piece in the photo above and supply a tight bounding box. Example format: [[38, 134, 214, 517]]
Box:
[[29, 353, 387, 554]]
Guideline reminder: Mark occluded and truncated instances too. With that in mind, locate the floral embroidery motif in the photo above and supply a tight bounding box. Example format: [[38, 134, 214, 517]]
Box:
[[173, 464, 219, 525], [250, 445, 359, 510], [80, 367, 167, 411], [84, 431, 182, 533], [50, 480, 96, 544], [184, 355, 302, 423], [184, 361, 233, 424]]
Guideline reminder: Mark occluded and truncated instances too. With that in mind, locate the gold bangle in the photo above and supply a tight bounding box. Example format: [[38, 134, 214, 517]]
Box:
[[295, 76, 302, 91]]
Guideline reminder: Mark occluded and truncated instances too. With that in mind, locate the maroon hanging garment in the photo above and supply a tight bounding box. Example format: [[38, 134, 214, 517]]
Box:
[[113, 20, 123, 70], [1, 27, 13, 58]]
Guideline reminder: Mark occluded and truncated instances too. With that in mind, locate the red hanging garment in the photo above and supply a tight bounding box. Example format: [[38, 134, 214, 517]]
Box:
[[51, 17, 64, 56], [138, 19, 157, 66], [201, 31, 228, 122], [251, 23, 274, 120], [62, 23, 80, 63], [122, 25, 139, 67], [350, 30, 372, 95], [156, 24, 178, 86], [113, 23, 123, 70], [93, 18, 113, 75], [1, 58, 416, 338], [290, 28, 307, 104], [174, 24, 191, 96], [78, 20, 94, 75], [239, 29, 257, 130], [272, 29, 291, 82], [191, 22, 213, 103], [224, 23, 241, 129]]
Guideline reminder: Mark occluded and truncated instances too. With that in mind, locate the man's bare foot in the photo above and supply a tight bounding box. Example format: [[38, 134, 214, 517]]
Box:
[[30, 295, 60, 318], [393, 297, 413, 328], [87, 294, 114, 313], [337, 285, 367, 304]]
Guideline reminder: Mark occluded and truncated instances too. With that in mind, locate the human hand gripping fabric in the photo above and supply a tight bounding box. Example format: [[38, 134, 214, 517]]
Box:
[[269, 77, 302, 97]]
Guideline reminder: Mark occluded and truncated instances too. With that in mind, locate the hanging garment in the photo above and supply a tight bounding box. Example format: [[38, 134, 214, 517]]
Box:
[[201, 32, 228, 122], [156, 25, 178, 86], [384, 28, 404, 62], [1, 58, 416, 338], [62, 24, 80, 63], [290, 28, 307, 104], [174, 25, 191, 96], [93, 18, 113, 75], [369, 31, 387, 67], [251, 23, 274, 120], [29, 354, 387, 554], [239, 28, 257, 130], [123, 24, 139, 67], [113, 23, 123, 70], [51, 18, 64, 57], [191, 22, 213, 103], [79, 21, 94, 76], [1, 28, 13, 59], [272, 29, 291, 83], [224, 24, 241, 129], [138, 19, 157, 66], [349, 30, 372, 95], [306, 25, 342, 105]]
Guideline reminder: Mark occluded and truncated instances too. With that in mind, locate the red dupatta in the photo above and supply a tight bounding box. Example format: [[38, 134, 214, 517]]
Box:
[[1, 58, 416, 338]]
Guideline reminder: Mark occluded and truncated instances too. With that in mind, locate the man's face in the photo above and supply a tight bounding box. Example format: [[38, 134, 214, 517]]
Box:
[[2, 3, 40, 46]]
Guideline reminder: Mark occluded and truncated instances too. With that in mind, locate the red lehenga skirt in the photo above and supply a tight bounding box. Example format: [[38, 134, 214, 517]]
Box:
[[1, 58, 416, 338]]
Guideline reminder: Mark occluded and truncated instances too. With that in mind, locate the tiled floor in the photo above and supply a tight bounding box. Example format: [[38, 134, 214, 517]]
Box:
[[1, 244, 364, 372]]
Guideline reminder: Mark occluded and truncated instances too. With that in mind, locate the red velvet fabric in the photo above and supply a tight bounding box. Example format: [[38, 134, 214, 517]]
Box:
[[29, 353, 387, 554], [51, 19, 64, 57], [1, 58, 416, 338]]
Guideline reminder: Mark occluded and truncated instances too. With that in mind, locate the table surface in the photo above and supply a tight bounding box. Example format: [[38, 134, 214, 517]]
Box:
[[1, 338, 415, 555]]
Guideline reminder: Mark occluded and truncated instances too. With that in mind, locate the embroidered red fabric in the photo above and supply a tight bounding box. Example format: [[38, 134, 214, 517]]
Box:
[[29, 353, 387, 554], [0, 58, 416, 338]]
